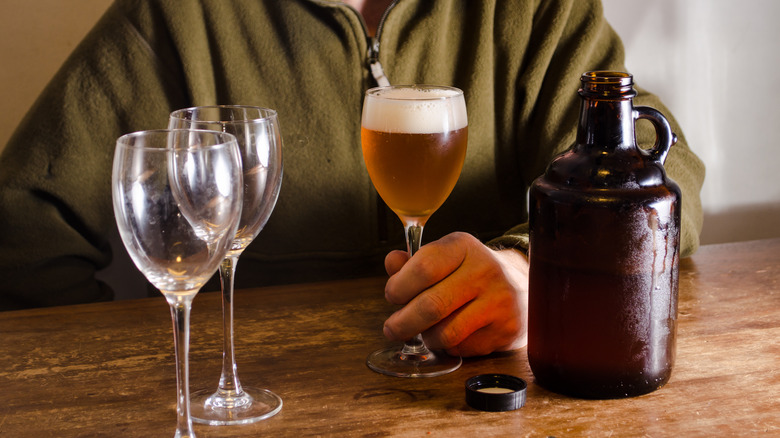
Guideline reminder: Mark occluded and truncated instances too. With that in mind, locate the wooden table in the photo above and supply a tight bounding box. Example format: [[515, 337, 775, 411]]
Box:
[[1, 239, 778, 437]]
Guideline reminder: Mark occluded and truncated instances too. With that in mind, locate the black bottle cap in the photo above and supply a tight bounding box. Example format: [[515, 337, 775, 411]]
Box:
[[465, 374, 527, 412]]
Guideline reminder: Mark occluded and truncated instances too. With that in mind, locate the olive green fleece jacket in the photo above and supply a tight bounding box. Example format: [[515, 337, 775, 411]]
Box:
[[0, 0, 704, 310]]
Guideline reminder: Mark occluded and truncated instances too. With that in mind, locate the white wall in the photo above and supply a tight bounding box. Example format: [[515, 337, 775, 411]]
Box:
[[602, 0, 780, 244]]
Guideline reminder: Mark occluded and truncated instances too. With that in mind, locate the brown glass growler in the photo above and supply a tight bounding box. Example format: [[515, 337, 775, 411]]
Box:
[[527, 71, 681, 399]]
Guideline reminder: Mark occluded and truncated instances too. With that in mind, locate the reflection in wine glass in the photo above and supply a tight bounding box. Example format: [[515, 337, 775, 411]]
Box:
[[169, 106, 283, 425], [167, 130, 244, 244], [112, 129, 243, 437], [361, 85, 468, 377]]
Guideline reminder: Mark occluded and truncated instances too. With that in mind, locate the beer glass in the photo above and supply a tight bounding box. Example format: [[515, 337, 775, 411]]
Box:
[[169, 106, 283, 425], [112, 129, 243, 437], [361, 85, 468, 377]]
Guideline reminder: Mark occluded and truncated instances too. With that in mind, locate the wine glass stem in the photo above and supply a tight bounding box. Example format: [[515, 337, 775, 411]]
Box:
[[405, 223, 423, 257], [401, 333, 428, 355], [403, 223, 432, 357], [217, 255, 244, 396], [165, 292, 197, 438]]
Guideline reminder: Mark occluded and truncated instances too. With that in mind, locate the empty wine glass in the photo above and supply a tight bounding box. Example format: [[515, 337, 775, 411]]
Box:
[[361, 85, 468, 377], [112, 129, 243, 438], [169, 106, 283, 425]]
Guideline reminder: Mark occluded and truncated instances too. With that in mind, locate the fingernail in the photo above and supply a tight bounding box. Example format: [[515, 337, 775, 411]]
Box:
[[383, 325, 395, 340]]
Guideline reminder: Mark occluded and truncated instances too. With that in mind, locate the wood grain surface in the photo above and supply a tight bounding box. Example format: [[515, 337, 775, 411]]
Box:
[[1, 239, 778, 437]]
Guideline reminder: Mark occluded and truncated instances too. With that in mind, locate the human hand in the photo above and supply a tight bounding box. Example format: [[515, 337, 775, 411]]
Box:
[[382, 232, 528, 357]]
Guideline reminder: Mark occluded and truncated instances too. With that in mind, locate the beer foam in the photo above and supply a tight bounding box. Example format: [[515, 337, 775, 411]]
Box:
[[362, 87, 467, 134]]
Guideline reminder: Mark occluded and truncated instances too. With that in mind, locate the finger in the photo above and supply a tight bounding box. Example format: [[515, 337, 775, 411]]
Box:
[[423, 282, 525, 356], [421, 288, 496, 351], [419, 298, 483, 350], [384, 233, 468, 305], [383, 267, 478, 341], [443, 322, 525, 357], [384, 250, 409, 277]]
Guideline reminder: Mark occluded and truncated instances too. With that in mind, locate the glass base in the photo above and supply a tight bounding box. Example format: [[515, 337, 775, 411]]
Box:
[[190, 386, 282, 426], [366, 345, 462, 378]]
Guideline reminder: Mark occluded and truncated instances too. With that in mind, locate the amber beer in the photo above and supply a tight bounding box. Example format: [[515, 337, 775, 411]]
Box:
[[361, 87, 468, 223]]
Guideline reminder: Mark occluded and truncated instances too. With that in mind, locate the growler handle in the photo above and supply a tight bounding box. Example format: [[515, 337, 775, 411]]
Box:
[[634, 106, 678, 164]]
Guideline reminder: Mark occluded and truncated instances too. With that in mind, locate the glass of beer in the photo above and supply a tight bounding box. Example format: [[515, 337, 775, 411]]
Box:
[[361, 85, 468, 377]]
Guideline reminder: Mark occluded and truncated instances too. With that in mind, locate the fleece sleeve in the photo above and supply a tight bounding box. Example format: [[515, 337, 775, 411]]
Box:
[[0, 2, 188, 310]]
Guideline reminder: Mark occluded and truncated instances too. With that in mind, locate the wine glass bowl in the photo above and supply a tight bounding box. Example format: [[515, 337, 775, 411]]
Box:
[[169, 105, 284, 425], [113, 130, 242, 291], [112, 129, 243, 438], [170, 106, 283, 254], [361, 87, 467, 227], [167, 131, 247, 244], [361, 85, 468, 377]]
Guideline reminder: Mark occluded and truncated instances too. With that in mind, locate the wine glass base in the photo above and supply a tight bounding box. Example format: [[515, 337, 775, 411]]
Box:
[[366, 345, 462, 378], [190, 386, 282, 426]]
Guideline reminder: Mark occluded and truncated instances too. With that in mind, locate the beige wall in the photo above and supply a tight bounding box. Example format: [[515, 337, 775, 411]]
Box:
[[0, 0, 112, 152]]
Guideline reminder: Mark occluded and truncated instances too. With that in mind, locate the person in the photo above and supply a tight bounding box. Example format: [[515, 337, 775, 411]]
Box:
[[0, 0, 704, 357]]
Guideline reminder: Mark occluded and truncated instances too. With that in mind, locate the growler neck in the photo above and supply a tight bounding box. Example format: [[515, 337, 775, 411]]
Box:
[[576, 71, 638, 150], [539, 71, 676, 190], [576, 98, 636, 150]]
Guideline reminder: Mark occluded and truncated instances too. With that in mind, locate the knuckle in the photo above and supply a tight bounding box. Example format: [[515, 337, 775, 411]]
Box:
[[448, 231, 472, 242], [437, 324, 465, 349], [411, 255, 438, 282], [414, 292, 449, 324]]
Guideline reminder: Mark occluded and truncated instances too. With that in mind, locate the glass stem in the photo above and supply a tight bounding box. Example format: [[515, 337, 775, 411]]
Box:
[[218, 255, 244, 397], [165, 292, 197, 438], [405, 223, 423, 257], [402, 223, 432, 358]]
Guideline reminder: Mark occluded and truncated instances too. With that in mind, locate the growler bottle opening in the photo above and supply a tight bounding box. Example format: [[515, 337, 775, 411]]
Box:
[[580, 71, 635, 98]]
